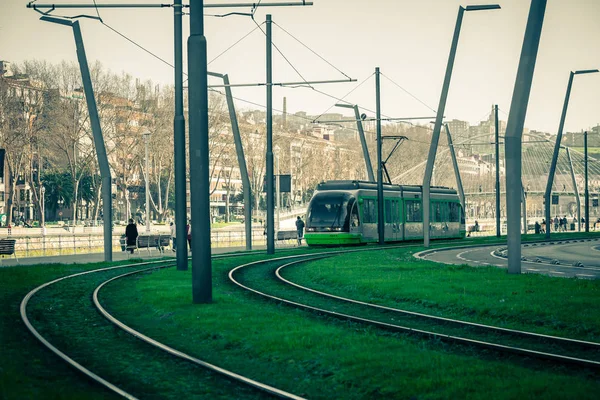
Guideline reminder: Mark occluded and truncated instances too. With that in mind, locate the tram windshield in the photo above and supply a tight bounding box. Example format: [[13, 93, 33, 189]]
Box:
[[307, 192, 353, 231]]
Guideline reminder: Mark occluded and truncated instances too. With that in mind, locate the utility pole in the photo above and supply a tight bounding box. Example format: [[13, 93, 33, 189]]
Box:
[[504, 0, 546, 274], [422, 4, 500, 247], [174, 0, 188, 270], [375, 67, 384, 245], [188, 0, 211, 303], [494, 104, 501, 237], [266, 14, 274, 254], [585, 130, 589, 232], [445, 124, 465, 210], [143, 131, 151, 233], [40, 16, 113, 262]]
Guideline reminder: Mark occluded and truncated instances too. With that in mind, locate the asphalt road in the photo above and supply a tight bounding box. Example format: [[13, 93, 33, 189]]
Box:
[[420, 239, 600, 279]]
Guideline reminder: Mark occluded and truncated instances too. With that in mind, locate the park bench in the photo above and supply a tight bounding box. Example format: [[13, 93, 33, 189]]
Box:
[[276, 230, 299, 246], [122, 234, 170, 255], [0, 238, 18, 265]]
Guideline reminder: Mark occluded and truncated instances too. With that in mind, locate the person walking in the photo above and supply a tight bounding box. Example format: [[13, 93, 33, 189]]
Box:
[[170, 221, 176, 252], [295, 216, 305, 246], [186, 220, 192, 251], [125, 218, 138, 254]]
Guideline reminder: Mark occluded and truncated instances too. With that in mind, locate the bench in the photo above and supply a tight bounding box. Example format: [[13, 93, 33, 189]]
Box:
[[0, 238, 18, 264], [122, 235, 171, 255], [276, 230, 300, 246]]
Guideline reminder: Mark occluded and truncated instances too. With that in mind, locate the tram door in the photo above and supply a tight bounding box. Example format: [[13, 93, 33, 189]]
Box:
[[385, 199, 401, 241]]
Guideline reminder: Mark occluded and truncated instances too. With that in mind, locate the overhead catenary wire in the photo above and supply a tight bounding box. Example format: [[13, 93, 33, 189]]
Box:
[[380, 72, 437, 114]]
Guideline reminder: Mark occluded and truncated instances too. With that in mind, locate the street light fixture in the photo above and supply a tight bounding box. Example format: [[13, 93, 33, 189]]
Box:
[[423, 3, 501, 247], [40, 14, 113, 261], [544, 68, 599, 238], [142, 130, 151, 234]]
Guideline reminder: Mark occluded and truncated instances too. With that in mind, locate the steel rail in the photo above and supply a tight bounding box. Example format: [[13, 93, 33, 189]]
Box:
[[20, 259, 171, 400], [229, 257, 600, 369], [93, 267, 305, 400], [274, 261, 600, 350], [18, 249, 287, 399]]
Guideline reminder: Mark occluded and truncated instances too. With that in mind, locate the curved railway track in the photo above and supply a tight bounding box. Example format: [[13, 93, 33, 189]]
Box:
[[19, 239, 600, 398], [229, 249, 600, 370], [20, 252, 306, 400]]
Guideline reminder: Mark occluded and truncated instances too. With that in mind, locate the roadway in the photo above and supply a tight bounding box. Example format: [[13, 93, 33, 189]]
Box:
[[420, 239, 600, 279]]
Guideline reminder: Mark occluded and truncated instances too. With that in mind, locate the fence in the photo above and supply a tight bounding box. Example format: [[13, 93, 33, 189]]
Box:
[[3, 229, 275, 258]]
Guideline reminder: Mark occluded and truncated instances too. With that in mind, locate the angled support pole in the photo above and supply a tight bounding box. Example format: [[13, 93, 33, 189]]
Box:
[[504, 0, 546, 274], [445, 124, 465, 211], [208, 71, 253, 250], [335, 103, 374, 182], [565, 147, 581, 231], [40, 16, 112, 262]]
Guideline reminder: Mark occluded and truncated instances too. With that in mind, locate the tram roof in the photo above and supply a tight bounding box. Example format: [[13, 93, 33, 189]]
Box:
[[315, 180, 457, 195]]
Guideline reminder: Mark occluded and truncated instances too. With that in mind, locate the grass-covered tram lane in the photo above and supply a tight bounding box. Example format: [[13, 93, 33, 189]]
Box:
[[101, 242, 600, 399], [282, 237, 600, 344], [0, 261, 130, 399], [14, 258, 269, 400]]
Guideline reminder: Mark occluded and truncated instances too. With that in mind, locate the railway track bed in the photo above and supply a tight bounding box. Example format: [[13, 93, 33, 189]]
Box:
[[9, 241, 600, 398]]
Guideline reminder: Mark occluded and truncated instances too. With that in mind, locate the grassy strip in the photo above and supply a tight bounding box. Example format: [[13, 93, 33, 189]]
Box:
[[0, 261, 131, 400], [282, 244, 600, 342], [100, 252, 600, 399], [0, 233, 594, 398]]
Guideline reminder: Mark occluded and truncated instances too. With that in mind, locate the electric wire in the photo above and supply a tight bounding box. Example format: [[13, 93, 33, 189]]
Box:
[[208, 23, 264, 66], [273, 21, 352, 80], [380, 72, 437, 114]]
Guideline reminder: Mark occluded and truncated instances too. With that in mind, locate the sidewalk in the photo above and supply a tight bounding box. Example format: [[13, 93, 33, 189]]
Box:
[[0, 243, 304, 267]]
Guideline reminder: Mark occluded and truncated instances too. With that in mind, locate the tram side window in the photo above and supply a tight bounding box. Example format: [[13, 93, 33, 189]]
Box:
[[350, 204, 360, 227], [449, 202, 459, 222], [363, 199, 377, 223], [405, 200, 422, 222], [385, 200, 393, 223], [431, 202, 442, 222]]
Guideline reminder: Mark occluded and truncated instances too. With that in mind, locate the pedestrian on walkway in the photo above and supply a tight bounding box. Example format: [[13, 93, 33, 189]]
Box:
[[170, 222, 176, 252], [125, 218, 138, 254], [186, 220, 192, 251], [295, 216, 305, 246]]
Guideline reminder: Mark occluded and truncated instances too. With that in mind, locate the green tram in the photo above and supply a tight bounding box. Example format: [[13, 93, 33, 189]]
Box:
[[304, 180, 466, 246]]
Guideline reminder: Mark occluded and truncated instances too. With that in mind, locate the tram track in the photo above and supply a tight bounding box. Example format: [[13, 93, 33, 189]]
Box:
[[20, 251, 306, 400], [19, 238, 599, 398], [229, 248, 600, 371]]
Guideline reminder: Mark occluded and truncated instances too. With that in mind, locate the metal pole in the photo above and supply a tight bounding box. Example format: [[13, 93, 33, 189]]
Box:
[[276, 152, 280, 232], [144, 133, 151, 233], [354, 106, 375, 182], [505, 0, 546, 274], [521, 183, 527, 233], [445, 124, 465, 210], [375, 67, 384, 245], [266, 14, 275, 254], [174, 0, 188, 269], [71, 20, 112, 262], [222, 74, 252, 250], [585, 130, 589, 232], [423, 6, 465, 247], [544, 71, 574, 238], [494, 104, 501, 237], [566, 147, 581, 231], [188, 0, 211, 303]]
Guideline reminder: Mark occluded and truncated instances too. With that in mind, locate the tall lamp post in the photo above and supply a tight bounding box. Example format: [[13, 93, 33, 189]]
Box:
[[40, 186, 45, 228], [544, 69, 598, 239], [142, 130, 151, 234], [422, 3, 500, 247]]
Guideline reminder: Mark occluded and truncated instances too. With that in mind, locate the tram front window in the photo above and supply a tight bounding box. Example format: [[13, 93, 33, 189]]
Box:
[[307, 193, 352, 231]]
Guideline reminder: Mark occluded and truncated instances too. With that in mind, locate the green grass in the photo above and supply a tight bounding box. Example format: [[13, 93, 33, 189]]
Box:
[[100, 248, 599, 398], [2, 233, 599, 399], [281, 247, 600, 342]]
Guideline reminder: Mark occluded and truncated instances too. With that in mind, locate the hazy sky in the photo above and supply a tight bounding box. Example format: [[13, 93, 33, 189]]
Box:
[[1, 0, 599, 133]]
